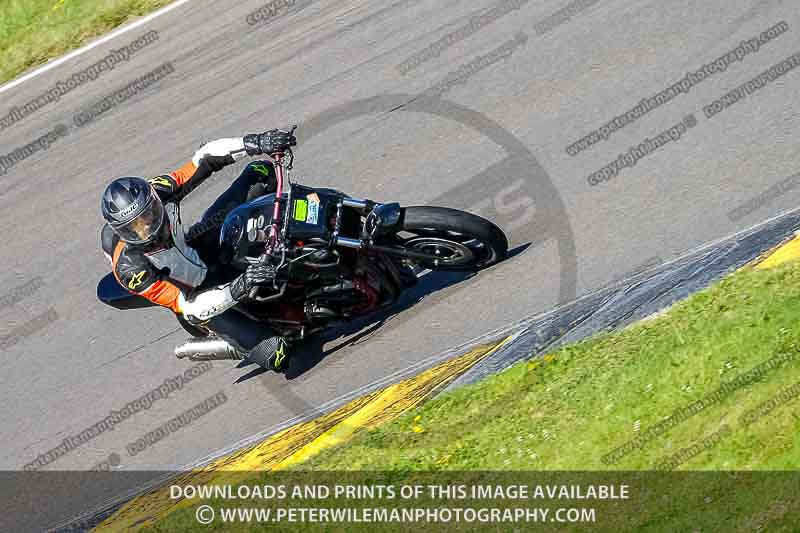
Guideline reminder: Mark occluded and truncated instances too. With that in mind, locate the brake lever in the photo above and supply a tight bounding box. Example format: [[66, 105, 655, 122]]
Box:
[[267, 146, 293, 168], [285, 147, 294, 170], [283, 125, 297, 168]]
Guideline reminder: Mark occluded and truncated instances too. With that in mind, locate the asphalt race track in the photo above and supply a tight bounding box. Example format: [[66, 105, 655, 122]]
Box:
[[1, 0, 797, 491]]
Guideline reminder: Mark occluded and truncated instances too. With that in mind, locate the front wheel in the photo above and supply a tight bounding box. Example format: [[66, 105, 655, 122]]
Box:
[[396, 207, 508, 271]]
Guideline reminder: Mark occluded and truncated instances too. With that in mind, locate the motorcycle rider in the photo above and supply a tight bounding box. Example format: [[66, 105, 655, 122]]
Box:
[[100, 128, 296, 371]]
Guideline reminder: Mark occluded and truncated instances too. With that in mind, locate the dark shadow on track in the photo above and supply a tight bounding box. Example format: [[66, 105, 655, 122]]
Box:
[[234, 243, 531, 383]]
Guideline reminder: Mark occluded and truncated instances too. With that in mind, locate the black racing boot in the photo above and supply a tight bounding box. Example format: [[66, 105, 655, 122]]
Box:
[[246, 182, 268, 202], [204, 310, 289, 370], [246, 161, 277, 188], [248, 336, 291, 372], [244, 161, 277, 201]]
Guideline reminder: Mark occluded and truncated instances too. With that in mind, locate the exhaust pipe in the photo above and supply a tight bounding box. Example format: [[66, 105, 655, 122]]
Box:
[[174, 337, 246, 361]]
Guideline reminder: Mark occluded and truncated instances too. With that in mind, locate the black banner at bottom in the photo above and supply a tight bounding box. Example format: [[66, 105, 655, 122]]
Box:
[[3, 471, 798, 532]]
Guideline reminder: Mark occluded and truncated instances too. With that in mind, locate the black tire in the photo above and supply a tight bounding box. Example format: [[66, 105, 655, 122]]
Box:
[[399, 206, 508, 271]]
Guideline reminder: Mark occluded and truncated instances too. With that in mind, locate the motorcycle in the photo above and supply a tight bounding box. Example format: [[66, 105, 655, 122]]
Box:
[[97, 126, 509, 368]]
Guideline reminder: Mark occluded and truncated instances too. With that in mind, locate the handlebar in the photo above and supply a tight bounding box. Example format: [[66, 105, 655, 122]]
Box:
[[266, 124, 297, 165]]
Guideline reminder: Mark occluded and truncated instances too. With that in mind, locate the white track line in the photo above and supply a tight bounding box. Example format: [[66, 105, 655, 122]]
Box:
[[0, 0, 193, 96]]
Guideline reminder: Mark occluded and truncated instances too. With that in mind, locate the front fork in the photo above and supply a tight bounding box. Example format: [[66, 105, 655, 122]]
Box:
[[328, 200, 437, 262], [266, 152, 286, 250]]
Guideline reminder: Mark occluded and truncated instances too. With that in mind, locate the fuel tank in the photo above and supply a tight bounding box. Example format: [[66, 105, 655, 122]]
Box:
[[218, 185, 343, 269]]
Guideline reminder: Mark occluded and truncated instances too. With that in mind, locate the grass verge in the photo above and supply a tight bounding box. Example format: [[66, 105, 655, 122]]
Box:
[[146, 260, 800, 531], [296, 261, 800, 472], [0, 0, 173, 85]]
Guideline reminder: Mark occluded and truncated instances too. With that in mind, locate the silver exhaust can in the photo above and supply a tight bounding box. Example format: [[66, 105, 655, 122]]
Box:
[[174, 337, 246, 361]]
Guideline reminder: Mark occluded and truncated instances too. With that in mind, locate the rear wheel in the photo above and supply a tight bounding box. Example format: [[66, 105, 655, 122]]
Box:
[[397, 207, 508, 270]]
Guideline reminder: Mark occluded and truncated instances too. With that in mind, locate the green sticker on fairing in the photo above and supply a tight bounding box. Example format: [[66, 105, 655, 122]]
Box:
[[293, 199, 308, 221]]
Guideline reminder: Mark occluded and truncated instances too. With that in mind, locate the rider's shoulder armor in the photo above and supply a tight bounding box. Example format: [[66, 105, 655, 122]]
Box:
[[112, 242, 161, 294], [147, 174, 180, 201]]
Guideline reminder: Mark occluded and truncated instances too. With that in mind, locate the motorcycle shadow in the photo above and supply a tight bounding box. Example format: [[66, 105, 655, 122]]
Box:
[[234, 243, 531, 383]]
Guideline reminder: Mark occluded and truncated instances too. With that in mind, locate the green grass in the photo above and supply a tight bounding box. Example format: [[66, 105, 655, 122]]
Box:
[[293, 261, 800, 472], [0, 0, 173, 84], [145, 260, 800, 531]]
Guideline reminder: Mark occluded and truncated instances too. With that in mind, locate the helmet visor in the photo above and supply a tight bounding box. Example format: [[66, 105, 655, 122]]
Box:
[[111, 194, 165, 244]]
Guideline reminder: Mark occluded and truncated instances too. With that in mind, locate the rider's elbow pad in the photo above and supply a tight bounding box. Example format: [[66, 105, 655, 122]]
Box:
[[191, 138, 249, 167], [179, 286, 237, 323]]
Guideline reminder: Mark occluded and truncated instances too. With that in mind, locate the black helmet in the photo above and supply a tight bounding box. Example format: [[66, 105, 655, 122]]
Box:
[[101, 177, 165, 244]]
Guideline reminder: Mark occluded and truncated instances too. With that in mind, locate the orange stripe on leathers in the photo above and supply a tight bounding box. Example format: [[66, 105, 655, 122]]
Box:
[[170, 161, 198, 186], [140, 280, 183, 314]]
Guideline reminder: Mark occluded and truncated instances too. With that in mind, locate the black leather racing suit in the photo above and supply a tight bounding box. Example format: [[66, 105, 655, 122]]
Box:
[[105, 159, 280, 352]]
